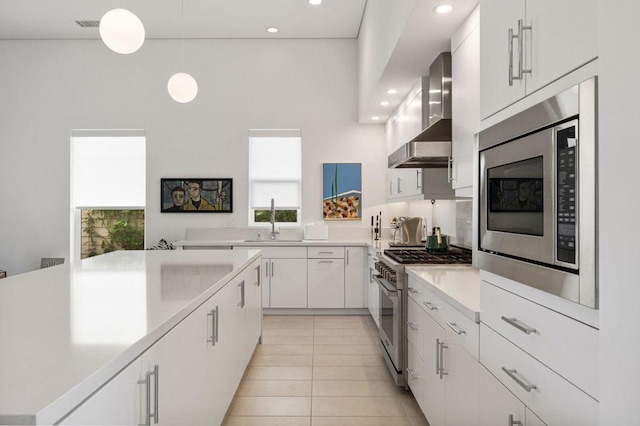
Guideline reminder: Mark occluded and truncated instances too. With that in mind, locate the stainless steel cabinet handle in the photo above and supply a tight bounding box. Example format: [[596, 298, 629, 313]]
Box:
[[423, 301, 437, 311], [207, 309, 216, 345], [416, 169, 422, 189], [407, 287, 421, 294], [397, 177, 402, 193], [446, 322, 466, 335], [439, 340, 448, 379], [346, 249, 350, 265], [501, 367, 537, 392], [255, 265, 261, 286], [407, 321, 420, 331], [501, 316, 537, 334], [436, 339, 441, 375], [271, 261, 274, 277], [138, 365, 159, 425], [509, 414, 523, 426], [508, 26, 515, 86], [406, 368, 419, 380], [517, 19, 532, 80], [265, 262, 269, 278], [214, 306, 219, 343], [238, 280, 245, 308], [318, 260, 334, 263], [447, 157, 454, 182]]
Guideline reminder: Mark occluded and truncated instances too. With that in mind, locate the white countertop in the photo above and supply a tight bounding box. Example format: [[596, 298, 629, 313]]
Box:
[[405, 265, 481, 322], [0, 249, 260, 425], [174, 239, 369, 248]]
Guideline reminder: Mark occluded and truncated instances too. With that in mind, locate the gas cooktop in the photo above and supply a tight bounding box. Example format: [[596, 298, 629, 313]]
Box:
[[383, 248, 472, 265]]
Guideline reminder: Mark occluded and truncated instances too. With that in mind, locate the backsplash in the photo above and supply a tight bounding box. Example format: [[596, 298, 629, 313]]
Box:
[[453, 199, 472, 248]]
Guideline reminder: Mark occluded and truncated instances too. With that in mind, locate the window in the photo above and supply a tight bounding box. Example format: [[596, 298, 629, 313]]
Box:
[[71, 130, 146, 259], [248, 130, 301, 226]]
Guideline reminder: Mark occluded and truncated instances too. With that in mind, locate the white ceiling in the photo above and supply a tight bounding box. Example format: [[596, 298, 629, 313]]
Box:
[[0, 0, 478, 123]]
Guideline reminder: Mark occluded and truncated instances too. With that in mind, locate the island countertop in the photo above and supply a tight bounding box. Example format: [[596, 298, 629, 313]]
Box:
[[0, 249, 260, 425]]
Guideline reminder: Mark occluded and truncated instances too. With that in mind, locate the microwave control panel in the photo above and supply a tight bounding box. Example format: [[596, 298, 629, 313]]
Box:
[[556, 123, 577, 264]]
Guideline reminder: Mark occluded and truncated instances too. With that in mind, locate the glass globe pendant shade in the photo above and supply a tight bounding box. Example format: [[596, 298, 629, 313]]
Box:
[[99, 8, 145, 54], [168, 72, 198, 103]]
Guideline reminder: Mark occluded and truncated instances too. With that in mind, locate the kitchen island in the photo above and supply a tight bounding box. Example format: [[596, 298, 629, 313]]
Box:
[[0, 249, 262, 425]]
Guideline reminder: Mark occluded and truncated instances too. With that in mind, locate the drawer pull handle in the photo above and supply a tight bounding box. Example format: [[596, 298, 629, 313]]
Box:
[[501, 316, 537, 334], [509, 414, 523, 426], [407, 321, 420, 331], [423, 301, 437, 311], [408, 287, 421, 294], [501, 367, 537, 392], [406, 368, 419, 380], [446, 322, 466, 335]]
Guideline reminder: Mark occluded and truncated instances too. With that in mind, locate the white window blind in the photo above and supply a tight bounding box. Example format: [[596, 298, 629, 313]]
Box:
[[249, 131, 301, 210], [72, 134, 146, 207]]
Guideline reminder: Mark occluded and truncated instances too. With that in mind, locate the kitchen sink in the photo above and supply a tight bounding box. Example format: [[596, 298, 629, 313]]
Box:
[[242, 239, 303, 243]]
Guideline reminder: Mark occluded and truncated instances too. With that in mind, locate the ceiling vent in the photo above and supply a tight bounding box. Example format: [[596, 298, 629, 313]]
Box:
[[75, 20, 100, 28]]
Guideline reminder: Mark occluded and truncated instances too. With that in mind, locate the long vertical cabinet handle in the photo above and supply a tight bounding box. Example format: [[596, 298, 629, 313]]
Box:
[[508, 26, 516, 86], [207, 309, 216, 345], [509, 414, 524, 426], [271, 261, 274, 277], [138, 365, 159, 425], [255, 265, 261, 287], [517, 19, 532, 80], [447, 157, 454, 182], [346, 249, 350, 265], [397, 177, 402, 193], [238, 280, 245, 308], [214, 306, 219, 343], [439, 340, 448, 379], [435, 339, 441, 375], [265, 262, 269, 279], [416, 169, 422, 190]]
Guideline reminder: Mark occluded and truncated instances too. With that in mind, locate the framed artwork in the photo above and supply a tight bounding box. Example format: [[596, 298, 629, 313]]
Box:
[[322, 163, 362, 221], [161, 178, 232, 213]]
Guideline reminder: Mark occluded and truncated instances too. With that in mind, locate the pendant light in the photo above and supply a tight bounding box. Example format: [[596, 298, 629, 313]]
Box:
[[99, 8, 145, 54], [168, 0, 198, 103]]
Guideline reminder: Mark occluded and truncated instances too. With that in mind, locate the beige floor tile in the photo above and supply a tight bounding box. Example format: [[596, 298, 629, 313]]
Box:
[[252, 354, 313, 367], [313, 344, 380, 355], [313, 366, 392, 381], [244, 366, 313, 381], [311, 417, 410, 426], [313, 328, 371, 337], [398, 391, 424, 418], [312, 396, 406, 417], [262, 335, 314, 345], [263, 328, 314, 337], [224, 417, 310, 426], [312, 380, 397, 397], [263, 321, 315, 329], [313, 335, 375, 345], [237, 380, 312, 397], [313, 354, 384, 367], [264, 315, 315, 323], [228, 397, 311, 417], [256, 344, 314, 355], [313, 319, 369, 329]]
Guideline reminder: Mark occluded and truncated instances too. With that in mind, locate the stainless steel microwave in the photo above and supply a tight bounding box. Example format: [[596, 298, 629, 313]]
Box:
[[478, 77, 597, 309]]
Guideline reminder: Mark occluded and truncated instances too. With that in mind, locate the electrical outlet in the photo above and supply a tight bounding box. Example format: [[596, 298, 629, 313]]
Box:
[[225, 218, 234, 228]]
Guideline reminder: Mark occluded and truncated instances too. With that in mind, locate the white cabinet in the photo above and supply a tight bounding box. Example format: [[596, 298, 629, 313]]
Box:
[[61, 258, 262, 426], [386, 82, 425, 154], [421, 306, 446, 426], [477, 363, 526, 426], [307, 258, 345, 308], [451, 7, 479, 195], [387, 168, 423, 202], [345, 246, 365, 308], [480, 0, 598, 119], [269, 258, 308, 308]]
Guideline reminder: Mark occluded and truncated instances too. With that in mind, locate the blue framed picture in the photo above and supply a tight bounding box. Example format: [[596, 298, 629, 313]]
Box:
[[322, 163, 362, 221]]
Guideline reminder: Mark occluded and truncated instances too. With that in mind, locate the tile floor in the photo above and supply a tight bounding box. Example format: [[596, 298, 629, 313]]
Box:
[[222, 315, 429, 426]]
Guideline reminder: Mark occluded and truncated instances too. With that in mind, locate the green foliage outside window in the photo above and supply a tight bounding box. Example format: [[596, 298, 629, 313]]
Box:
[[82, 209, 145, 259], [254, 209, 298, 223]]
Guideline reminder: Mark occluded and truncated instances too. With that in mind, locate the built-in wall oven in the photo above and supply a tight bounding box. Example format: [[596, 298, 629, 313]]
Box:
[[478, 77, 597, 308]]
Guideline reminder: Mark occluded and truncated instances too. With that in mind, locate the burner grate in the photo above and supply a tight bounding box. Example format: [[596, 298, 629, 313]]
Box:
[[383, 248, 472, 265]]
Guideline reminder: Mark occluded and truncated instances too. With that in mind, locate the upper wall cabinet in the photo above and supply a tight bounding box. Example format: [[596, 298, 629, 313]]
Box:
[[451, 6, 480, 196], [480, 0, 598, 119], [386, 80, 425, 155]]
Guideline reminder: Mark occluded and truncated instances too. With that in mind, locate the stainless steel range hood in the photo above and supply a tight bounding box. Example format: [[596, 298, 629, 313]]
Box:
[[389, 52, 452, 168]]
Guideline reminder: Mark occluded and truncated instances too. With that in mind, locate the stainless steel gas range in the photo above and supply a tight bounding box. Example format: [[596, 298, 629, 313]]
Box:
[[373, 246, 472, 386]]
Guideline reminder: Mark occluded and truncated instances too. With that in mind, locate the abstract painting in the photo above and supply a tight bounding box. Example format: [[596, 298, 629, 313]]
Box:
[[322, 163, 362, 221]]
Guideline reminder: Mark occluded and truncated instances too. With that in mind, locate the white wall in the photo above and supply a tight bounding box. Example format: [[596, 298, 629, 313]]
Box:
[[0, 38, 386, 275], [598, 1, 640, 421]]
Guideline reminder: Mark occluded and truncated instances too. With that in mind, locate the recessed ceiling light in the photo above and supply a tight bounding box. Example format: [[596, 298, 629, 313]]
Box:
[[266, 27, 279, 34], [386, 89, 398, 95], [309, 0, 322, 5], [380, 101, 390, 106], [371, 116, 380, 121], [434, 4, 453, 14]]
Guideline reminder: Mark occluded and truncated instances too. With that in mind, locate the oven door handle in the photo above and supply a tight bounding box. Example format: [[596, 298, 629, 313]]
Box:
[[373, 275, 398, 298]]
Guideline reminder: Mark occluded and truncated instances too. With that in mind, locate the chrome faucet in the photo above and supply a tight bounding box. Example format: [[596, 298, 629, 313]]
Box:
[[270, 198, 280, 240]]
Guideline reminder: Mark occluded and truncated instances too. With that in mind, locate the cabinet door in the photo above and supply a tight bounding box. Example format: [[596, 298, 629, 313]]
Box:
[[477, 363, 526, 425], [480, 0, 526, 118], [452, 20, 479, 192], [444, 338, 480, 425], [408, 89, 424, 139], [261, 258, 270, 307], [59, 358, 143, 425], [387, 169, 423, 201], [422, 313, 446, 426], [270, 258, 308, 308], [345, 246, 365, 308], [307, 259, 345, 308], [525, 0, 598, 94]]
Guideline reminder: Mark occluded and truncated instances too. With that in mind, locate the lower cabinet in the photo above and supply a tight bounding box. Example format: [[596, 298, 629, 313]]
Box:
[[269, 258, 308, 308], [307, 258, 345, 308], [60, 258, 262, 426], [345, 246, 365, 308]]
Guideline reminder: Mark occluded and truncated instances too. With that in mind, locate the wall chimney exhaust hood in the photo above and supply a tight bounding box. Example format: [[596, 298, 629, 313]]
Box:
[[389, 52, 452, 168]]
